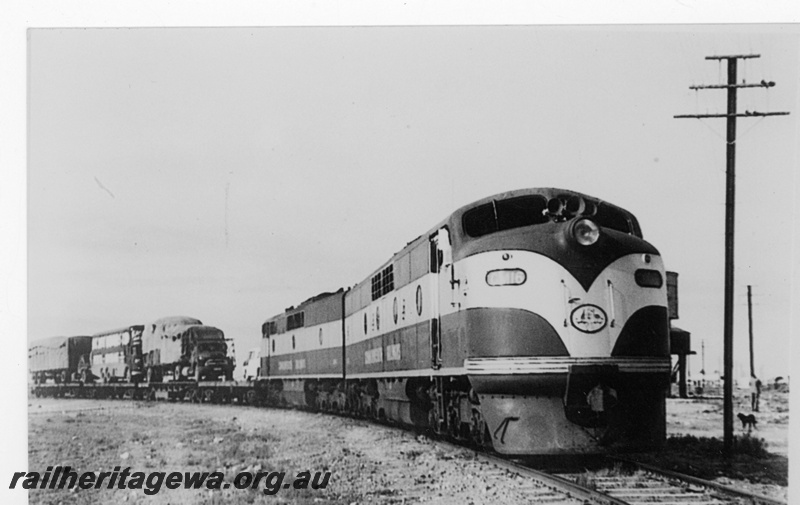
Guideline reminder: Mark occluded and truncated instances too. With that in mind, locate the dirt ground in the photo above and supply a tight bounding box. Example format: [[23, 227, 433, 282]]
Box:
[[25, 389, 789, 505], [26, 399, 581, 505], [666, 386, 789, 455]]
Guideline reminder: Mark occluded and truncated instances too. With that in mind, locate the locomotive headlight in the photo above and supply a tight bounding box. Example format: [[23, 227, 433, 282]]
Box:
[[635, 269, 663, 288], [572, 218, 600, 246], [486, 269, 527, 286]]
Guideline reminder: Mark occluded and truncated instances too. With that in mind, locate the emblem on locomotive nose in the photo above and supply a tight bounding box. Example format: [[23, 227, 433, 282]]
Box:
[[570, 304, 607, 333]]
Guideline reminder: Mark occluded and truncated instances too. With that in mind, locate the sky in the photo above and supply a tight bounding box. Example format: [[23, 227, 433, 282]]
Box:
[[24, 25, 798, 382], [2, 4, 800, 503]]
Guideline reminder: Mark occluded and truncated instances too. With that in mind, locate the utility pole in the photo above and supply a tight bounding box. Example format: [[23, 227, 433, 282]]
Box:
[[748, 285, 754, 378], [700, 340, 705, 376], [675, 54, 789, 457]]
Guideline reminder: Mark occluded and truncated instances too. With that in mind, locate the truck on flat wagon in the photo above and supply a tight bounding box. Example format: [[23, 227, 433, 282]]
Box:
[[89, 325, 145, 383], [28, 336, 93, 384], [141, 316, 234, 382]]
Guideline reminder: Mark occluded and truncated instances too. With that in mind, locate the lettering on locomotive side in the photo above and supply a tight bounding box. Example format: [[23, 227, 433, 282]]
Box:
[[385, 343, 401, 362], [278, 360, 293, 371], [294, 359, 306, 370], [364, 347, 383, 365]]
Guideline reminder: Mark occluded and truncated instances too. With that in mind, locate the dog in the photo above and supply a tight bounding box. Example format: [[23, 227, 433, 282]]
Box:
[[738, 412, 757, 431]]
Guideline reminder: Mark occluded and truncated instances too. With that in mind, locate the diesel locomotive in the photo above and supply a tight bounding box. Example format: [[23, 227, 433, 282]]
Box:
[[259, 188, 671, 454]]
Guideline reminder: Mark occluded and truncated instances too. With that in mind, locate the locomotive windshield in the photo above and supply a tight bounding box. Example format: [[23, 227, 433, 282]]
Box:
[[462, 195, 637, 238], [462, 196, 549, 238]]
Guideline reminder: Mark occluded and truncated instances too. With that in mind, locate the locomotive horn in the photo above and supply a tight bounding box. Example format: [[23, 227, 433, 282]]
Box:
[[565, 196, 585, 217], [547, 198, 565, 216], [581, 200, 597, 217]]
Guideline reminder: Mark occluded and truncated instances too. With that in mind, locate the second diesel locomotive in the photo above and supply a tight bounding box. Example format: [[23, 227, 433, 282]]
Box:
[[260, 188, 671, 454]]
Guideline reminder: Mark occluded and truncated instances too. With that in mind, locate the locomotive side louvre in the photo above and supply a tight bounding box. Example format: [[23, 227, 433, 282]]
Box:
[[343, 236, 451, 377]]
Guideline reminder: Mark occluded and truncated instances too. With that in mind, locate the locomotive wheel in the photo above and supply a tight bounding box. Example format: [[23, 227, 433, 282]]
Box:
[[447, 408, 461, 439], [203, 389, 216, 403], [245, 389, 257, 406], [470, 409, 490, 448], [428, 409, 442, 434]]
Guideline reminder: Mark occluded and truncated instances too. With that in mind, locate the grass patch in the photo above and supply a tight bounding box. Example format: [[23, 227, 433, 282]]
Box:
[[574, 473, 597, 490], [629, 434, 787, 486], [667, 434, 769, 459]]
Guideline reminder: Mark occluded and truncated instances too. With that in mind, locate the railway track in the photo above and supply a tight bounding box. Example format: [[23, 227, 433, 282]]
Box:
[[429, 440, 787, 505], [543, 457, 783, 505], [32, 390, 786, 505]]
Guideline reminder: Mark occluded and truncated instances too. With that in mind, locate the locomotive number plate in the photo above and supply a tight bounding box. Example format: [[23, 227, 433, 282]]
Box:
[[570, 304, 607, 333]]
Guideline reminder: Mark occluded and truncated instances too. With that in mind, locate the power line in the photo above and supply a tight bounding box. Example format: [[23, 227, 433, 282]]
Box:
[[674, 53, 789, 458]]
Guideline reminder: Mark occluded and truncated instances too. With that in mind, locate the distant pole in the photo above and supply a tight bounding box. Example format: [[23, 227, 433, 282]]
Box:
[[748, 285, 754, 377], [700, 340, 705, 376], [675, 54, 789, 457]]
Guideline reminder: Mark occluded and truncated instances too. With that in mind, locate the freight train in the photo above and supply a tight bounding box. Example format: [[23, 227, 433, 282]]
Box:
[[30, 188, 671, 455]]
